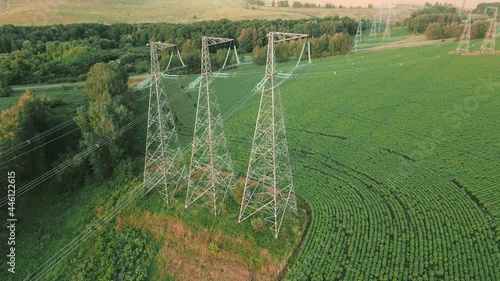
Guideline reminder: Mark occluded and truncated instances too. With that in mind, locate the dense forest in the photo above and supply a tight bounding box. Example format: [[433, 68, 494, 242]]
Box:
[[0, 17, 362, 86]]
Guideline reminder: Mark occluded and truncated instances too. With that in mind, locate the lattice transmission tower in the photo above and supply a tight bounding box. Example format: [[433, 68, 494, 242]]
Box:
[[378, 8, 383, 33], [456, 10, 472, 55], [480, 7, 498, 54], [353, 19, 363, 52], [239, 32, 308, 238], [143, 42, 185, 203], [185, 36, 234, 216], [369, 16, 377, 42], [383, 6, 392, 41]]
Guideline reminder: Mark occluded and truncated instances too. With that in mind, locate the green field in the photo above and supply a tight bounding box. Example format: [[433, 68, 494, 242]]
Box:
[[1, 37, 499, 280], [218, 40, 499, 279], [149, 38, 500, 279]]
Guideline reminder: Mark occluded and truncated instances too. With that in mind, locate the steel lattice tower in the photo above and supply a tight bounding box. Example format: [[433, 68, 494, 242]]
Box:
[[456, 10, 472, 55], [354, 19, 363, 52], [369, 16, 377, 42], [186, 36, 234, 216], [378, 8, 383, 33], [480, 7, 498, 54], [383, 7, 391, 41], [239, 32, 308, 239], [144, 42, 184, 203]]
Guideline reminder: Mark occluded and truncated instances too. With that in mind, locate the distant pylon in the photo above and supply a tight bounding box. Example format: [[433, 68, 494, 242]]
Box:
[[354, 19, 363, 52], [378, 8, 383, 33], [458, 0, 466, 19], [383, 6, 391, 41], [456, 10, 472, 55], [480, 7, 498, 54], [144, 41, 185, 203], [369, 16, 377, 42], [186, 36, 234, 216], [239, 32, 308, 239]]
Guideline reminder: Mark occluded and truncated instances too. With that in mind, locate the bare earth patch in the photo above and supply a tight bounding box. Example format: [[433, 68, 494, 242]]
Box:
[[116, 211, 283, 281]]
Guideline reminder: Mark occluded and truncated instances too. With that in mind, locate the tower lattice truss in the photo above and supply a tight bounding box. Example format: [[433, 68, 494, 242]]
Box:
[[239, 32, 307, 238], [481, 7, 498, 54], [143, 41, 184, 203], [369, 16, 377, 42], [354, 19, 363, 52], [456, 11, 472, 55], [383, 7, 391, 41], [186, 36, 234, 216]]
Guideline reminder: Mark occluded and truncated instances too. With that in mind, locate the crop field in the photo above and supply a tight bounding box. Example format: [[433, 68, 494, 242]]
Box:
[[139, 38, 499, 279]]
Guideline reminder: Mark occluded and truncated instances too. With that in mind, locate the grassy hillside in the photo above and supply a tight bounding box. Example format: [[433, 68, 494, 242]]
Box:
[[0, 0, 412, 26]]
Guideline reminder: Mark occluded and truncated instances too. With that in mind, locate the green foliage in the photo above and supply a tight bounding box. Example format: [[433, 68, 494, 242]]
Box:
[[470, 20, 489, 40], [230, 178, 245, 205], [425, 22, 443, 39], [0, 90, 58, 179], [0, 73, 13, 97], [75, 62, 133, 181], [245, 0, 265, 6], [405, 3, 458, 36], [70, 226, 158, 281], [277, 1, 289, 7], [252, 45, 267, 65], [84, 62, 128, 100], [251, 217, 265, 232]]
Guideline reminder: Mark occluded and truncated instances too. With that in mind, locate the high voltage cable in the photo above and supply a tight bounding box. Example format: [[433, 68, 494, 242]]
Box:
[[25, 183, 144, 281], [1, 74, 190, 167], [0, 86, 142, 160], [23, 74, 256, 281], [0, 113, 147, 208], [0, 85, 153, 166], [0, 79, 195, 209]]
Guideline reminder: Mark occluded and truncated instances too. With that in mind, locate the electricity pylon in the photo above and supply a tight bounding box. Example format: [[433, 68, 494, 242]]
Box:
[[186, 36, 234, 216], [456, 10, 472, 55], [369, 16, 377, 42], [143, 41, 185, 203], [383, 6, 392, 41], [480, 7, 498, 54], [354, 19, 363, 52], [239, 32, 308, 239], [378, 8, 383, 33], [458, 0, 466, 19]]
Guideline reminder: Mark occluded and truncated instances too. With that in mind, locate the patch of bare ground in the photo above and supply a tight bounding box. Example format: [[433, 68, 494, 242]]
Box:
[[116, 211, 282, 281]]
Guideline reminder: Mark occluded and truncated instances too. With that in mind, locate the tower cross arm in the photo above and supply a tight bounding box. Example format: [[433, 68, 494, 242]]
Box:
[[273, 32, 308, 43], [150, 41, 176, 50], [205, 36, 234, 46]]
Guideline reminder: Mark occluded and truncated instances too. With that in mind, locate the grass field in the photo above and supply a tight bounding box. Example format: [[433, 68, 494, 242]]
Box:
[[1, 36, 499, 280], [0, 0, 414, 25]]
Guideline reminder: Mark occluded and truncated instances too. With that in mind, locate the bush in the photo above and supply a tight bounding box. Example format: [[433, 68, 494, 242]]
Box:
[[251, 217, 265, 232], [0, 74, 13, 97], [231, 178, 245, 205], [425, 23, 443, 40]]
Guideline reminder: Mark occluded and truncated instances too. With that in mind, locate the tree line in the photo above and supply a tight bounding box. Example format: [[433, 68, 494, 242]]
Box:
[[0, 17, 360, 86], [405, 3, 490, 40]]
